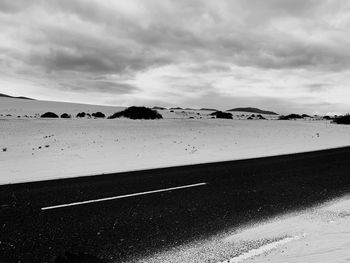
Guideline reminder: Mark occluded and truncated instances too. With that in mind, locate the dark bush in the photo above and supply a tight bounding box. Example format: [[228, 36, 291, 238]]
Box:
[[333, 114, 350, 125], [302, 114, 311, 118], [257, 114, 266, 120], [92, 112, 105, 118], [108, 106, 163, 120], [60, 113, 71, 119], [210, 111, 233, 119], [279, 114, 303, 120], [323, 115, 332, 120], [41, 112, 59, 118], [76, 112, 86, 118]]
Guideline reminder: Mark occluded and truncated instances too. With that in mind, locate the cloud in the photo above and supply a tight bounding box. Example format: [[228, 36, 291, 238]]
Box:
[[1, 0, 350, 113], [58, 80, 139, 94], [304, 83, 331, 93]]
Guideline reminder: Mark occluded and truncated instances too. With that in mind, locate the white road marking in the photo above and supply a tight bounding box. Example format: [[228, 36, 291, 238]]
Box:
[[218, 234, 306, 263], [41, 182, 207, 211]]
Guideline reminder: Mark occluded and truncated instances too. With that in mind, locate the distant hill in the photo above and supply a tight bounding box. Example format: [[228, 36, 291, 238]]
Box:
[[227, 107, 278, 115], [0, 93, 35, 100], [152, 106, 167, 110], [200, 108, 218, 111]]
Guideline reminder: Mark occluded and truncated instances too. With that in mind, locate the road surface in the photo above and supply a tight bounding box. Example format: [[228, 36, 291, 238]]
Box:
[[1, 147, 350, 262]]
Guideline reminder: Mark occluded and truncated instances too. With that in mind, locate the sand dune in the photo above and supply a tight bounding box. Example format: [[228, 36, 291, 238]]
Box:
[[1, 98, 350, 185]]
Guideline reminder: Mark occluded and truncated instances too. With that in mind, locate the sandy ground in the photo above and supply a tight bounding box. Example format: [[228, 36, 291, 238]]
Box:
[[1, 116, 350, 185], [1, 97, 350, 185], [132, 195, 350, 263]]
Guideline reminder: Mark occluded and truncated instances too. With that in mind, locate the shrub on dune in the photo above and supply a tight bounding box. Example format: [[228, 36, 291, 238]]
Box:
[[210, 111, 233, 119], [279, 114, 303, 120], [76, 112, 86, 118], [333, 114, 350, 125], [108, 106, 163, 120], [60, 113, 71, 119], [41, 112, 59, 118], [92, 112, 105, 118]]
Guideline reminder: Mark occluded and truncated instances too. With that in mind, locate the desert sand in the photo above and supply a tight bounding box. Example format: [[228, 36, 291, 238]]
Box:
[[1, 100, 350, 185]]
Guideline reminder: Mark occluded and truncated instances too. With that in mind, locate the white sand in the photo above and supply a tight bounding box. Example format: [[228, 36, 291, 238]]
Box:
[[1, 97, 350, 185]]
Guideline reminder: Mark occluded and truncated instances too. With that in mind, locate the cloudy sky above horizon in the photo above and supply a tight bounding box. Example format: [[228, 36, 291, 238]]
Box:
[[1, 0, 350, 114]]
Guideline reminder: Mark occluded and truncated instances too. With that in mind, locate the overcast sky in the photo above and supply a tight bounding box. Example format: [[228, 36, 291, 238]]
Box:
[[1, 0, 350, 114]]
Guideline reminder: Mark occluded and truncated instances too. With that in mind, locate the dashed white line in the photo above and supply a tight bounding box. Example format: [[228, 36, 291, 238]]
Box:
[[41, 182, 207, 211]]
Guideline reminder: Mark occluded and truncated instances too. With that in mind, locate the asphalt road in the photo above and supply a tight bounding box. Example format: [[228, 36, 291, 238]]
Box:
[[1, 147, 350, 263]]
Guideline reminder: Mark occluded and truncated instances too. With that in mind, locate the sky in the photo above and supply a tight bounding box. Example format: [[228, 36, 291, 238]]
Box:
[[1, 0, 350, 114]]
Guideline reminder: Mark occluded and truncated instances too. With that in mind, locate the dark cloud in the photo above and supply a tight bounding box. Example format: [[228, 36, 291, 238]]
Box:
[[58, 80, 139, 94], [3, 0, 350, 73], [1, 0, 350, 113], [0, 0, 33, 14]]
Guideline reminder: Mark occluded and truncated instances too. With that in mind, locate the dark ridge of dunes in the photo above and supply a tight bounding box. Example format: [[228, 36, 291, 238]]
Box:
[[108, 106, 163, 120], [227, 107, 278, 115], [152, 106, 167, 110], [0, 93, 35, 100], [200, 108, 218, 111]]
